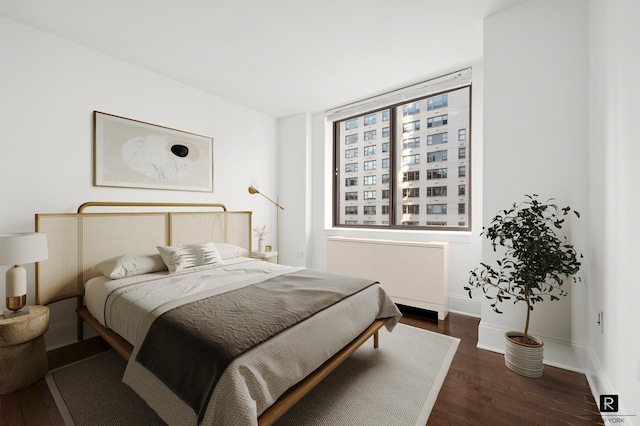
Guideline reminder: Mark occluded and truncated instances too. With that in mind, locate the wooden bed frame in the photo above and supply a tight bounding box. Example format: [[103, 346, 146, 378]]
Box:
[[36, 201, 388, 426]]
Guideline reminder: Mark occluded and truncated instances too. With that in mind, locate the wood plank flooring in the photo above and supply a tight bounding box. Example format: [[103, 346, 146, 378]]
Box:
[[0, 313, 602, 425]]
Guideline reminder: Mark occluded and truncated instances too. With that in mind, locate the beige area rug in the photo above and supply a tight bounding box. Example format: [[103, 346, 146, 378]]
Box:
[[46, 323, 459, 426]]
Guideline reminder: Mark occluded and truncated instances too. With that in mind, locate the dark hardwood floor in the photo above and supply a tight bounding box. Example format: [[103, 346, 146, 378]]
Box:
[[0, 313, 602, 425]]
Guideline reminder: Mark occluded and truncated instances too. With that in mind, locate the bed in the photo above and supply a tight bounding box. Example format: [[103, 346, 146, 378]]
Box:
[[35, 202, 402, 425]]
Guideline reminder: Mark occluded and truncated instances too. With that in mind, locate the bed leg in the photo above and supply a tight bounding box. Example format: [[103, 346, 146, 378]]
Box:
[[373, 330, 379, 348]]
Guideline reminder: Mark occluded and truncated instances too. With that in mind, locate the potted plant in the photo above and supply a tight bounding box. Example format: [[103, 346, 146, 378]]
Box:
[[465, 194, 582, 378]]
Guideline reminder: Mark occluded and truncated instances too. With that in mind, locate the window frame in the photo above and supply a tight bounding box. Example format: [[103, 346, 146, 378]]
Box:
[[331, 82, 472, 232]]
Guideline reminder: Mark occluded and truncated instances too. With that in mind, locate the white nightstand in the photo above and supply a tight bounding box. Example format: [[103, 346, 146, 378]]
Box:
[[252, 250, 278, 264]]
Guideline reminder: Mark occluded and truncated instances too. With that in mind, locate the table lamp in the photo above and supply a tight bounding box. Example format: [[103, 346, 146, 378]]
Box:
[[0, 233, 48, 314]]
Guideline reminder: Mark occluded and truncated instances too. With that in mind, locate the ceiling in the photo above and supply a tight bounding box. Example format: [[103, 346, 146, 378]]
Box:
[[0, 0, 525, 118]]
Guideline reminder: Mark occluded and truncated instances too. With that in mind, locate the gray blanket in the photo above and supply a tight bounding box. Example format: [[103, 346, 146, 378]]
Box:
[[134, 269, 377, 422]]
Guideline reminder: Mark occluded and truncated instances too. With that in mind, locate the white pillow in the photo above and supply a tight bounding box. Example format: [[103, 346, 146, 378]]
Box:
[[214, 243, 249, 260], [95, 252, 167, 279], [157, 242, 224, 273]]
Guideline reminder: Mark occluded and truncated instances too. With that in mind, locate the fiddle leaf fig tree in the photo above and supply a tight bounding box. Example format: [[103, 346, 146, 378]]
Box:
[[465, 194, 582, 344]]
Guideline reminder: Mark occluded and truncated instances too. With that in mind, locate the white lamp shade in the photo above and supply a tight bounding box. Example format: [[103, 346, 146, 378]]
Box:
[[0, 232, 49, 266]]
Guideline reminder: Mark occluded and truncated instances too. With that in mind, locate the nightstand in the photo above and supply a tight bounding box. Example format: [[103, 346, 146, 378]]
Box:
[[252, 250, 278, 264], [0, 305, 49, 395]]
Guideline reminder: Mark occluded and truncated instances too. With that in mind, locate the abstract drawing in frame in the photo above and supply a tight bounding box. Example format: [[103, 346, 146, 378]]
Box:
[[94, 111, 214, 192]]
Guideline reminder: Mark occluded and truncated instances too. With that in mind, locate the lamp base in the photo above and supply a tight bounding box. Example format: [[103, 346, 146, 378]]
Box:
[[6, 295, 26, 312]]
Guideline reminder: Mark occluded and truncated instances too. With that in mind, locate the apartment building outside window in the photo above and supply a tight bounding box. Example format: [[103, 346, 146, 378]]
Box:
[[331, 70, 471, 230]]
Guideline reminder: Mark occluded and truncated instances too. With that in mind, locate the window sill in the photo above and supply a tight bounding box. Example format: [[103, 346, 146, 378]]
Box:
[[324, 227, 473, 244]]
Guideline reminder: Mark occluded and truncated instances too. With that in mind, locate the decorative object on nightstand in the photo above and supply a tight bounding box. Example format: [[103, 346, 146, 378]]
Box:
[[0, 233, 48, 315], [253, 225, 267, 253], [0, 305, 50, 395], [251, 250, 278, 264], [248, 184, 285, 252]]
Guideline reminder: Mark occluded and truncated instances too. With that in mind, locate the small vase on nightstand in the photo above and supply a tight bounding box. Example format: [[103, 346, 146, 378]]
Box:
[[258, 238, 265, 253]]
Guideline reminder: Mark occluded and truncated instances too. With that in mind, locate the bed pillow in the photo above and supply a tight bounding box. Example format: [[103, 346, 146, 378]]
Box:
[[214, 243, 249, 260], [95, 252, 167, 279], [157, 242, 224, 273]]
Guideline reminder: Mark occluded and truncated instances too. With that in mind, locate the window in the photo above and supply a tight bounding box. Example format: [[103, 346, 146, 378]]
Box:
[[345, 206, 358, 215], [403, 188, 420, 198], [403, 205, 420, 214], [427, 150, 448, 163], [403, 171, 420, 181], [364, 130, 376, 141], [403, 102, 420, 116], [427, 132, 448, 145], [427, 94, 448, 110], [332, 76, 471, 231], [427, 186, 447, 197], [458, 203, 466, 214], [427, 204, 447, 214], [364, 114, 377, 125], [403, 121, 420, 133], [427, 115, 448, 128], [458, 128, 466, 141], [403, 137, 420, 149], [427, 168, 448, 179], [403, 154, 420, 165], [364, 190, 376, 200]]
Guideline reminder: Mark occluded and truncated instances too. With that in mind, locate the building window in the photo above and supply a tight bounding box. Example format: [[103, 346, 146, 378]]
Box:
[[363, 206, 376, 215], [458, 128, 466, 141], [427, 204, 447, 214], [427, 94, 448, 110], [458, 203, 466, 214], [403, 171, 420, 181], [364, 114, 377, 125], [427, 132, 448, 146], [403, 137, 420, 149], [333, 80, 471, 231], [403, 102, 420, 116], [345, 206, 358, 215], [403, 154, 420, 165], [427, 186, 447, 197], [427, 150, 448, 163], [345, 148, 358, 158], [427, 115, 448, 128], [403, 204, 420, 214], [364, 130, 377, 141], [403, 188, 420, 198], [403, 120, 420, 133], [427, 168, 448, 180]]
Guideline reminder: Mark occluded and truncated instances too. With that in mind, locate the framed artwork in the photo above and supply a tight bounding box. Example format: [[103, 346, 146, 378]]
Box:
[[94, 111, 214, 192]]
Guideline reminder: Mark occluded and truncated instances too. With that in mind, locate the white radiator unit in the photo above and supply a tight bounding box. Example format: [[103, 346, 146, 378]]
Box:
[[327, 237, 450, 319]]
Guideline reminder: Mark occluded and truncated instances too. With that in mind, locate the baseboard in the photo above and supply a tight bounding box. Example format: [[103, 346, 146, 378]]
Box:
[[477, 321, 587, 373], [44, 318, 98, 351], [448, 294, 481, 318]]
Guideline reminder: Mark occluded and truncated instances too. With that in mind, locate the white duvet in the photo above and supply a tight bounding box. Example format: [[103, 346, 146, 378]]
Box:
[[84, 257, 402, 426]]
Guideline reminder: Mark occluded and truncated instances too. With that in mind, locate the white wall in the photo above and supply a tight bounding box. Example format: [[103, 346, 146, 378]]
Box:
[[308, 62, 485, 318], [482, 0, 590, 371], [588, 0, 640, 419], [0, 17, 278, 349]]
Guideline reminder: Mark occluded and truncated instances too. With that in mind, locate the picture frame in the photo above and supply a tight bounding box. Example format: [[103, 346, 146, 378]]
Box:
[[93, 111, 214, 192]]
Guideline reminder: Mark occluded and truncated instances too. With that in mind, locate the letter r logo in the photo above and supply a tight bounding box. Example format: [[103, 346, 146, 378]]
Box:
[[599, 395, 618, 412]]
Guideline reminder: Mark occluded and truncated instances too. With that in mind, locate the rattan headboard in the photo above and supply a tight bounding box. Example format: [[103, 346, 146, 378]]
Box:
[[35, 202, 252, 305]]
